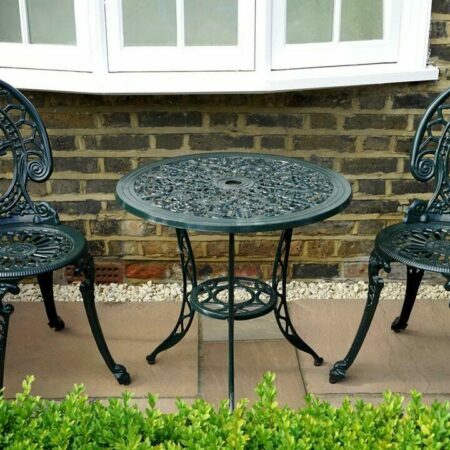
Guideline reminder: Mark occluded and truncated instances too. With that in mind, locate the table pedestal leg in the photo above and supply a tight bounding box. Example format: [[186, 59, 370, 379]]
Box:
[[147, 229, 197, 364], [272, 229, 323, 366], [227, 233, 235, 410]]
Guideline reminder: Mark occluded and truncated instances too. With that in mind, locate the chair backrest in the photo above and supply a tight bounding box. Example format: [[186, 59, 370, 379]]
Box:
[[407, 88, 450, 223], [0, 80, 58, 225]]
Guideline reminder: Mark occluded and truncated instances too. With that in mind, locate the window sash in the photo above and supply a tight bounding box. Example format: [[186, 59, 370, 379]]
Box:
[[0, 0, 92, 72], [106, 0, 255, 72], [105, 0, 255, 72], [271, 0, 403, 70]]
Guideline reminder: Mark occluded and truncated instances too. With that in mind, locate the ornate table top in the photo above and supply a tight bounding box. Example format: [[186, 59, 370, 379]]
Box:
[[116, 153, 352, 232]]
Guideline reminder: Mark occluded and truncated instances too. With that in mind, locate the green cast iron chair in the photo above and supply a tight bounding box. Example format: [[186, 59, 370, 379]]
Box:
[[330, 88, 450, 383], [0, 80, 130, 388]]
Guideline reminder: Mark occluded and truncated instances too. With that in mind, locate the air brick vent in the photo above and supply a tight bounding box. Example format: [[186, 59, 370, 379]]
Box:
[[64, 262, 124, 284]]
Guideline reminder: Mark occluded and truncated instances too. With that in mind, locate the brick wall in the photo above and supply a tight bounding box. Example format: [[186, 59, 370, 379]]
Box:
[[17, 3, 450, 283]]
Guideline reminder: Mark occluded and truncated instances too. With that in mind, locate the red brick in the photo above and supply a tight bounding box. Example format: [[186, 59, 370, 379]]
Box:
[[126, 263, 171, 279]]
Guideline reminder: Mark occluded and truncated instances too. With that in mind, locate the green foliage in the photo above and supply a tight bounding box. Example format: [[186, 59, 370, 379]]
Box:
[[1, 373, 449, 449]]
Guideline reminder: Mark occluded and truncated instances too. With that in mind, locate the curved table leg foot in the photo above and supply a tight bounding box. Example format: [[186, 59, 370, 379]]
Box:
[[76, 253, 130, 385], [147, 229, 197, 364], [329, 249, 390, 383], [272, 229, 323, 365]]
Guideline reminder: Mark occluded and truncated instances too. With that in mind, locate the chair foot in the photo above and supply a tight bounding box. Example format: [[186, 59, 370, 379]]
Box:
[[314, 356, 324, 366], [48, 316, 65, 331], [113, 364, 131, 385], [329, 361, 347, 384], [391, 316, 407, 333], [146, 353, 156, 365]]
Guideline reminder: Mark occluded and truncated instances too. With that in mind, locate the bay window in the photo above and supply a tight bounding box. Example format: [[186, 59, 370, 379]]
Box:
[[0, 0, 438, 93]]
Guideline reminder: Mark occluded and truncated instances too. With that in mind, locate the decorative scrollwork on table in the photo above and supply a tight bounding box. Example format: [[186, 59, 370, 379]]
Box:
[[133, 155, 335, 220]]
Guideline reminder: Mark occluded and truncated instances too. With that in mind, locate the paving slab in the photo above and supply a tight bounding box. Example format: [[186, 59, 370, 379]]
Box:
[[201, 313, 282, 342], [202, 340, 305, 408], [3, 302, 198, 399], [291, 299, 450, 395]]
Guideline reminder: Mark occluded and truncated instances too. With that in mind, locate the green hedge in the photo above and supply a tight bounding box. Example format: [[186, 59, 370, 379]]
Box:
[[1, 373, 449, 449]]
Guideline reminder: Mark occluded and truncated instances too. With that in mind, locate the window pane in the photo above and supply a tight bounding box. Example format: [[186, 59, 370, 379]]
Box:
[[0, 0, 22, 43], [27, 0, 76, 44], [184, 0, 237, 46], [286, 0, 333, 44], [341, 0, 383, 41], [122, 0, 176, 46]]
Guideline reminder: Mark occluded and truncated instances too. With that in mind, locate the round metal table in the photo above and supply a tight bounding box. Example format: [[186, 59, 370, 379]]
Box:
[[116, 152, 351, 409]]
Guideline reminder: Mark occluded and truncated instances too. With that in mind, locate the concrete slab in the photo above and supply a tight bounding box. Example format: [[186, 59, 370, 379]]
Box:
[[3, 302, 198, 399], [202, 340, 306, 408], [291, 299, 450, 395], [201, 313, 283, 342]]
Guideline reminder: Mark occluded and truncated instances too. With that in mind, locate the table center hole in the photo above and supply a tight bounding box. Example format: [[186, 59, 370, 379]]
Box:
[[225, 179, 242, 186]]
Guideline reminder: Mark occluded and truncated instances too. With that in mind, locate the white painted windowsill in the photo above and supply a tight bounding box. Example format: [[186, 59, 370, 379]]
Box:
[[0, 64, 439, 95]]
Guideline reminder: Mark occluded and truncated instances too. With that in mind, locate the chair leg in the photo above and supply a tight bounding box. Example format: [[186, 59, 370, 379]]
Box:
[[0, 282, 19, 389], [391, 266, 423, 333], [329, 250, 390, 383], [37, 271, 65, 331], [75, 254, 130, 385]]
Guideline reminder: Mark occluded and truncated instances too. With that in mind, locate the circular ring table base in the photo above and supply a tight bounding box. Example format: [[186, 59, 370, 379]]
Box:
[[190, 276, 277, 321]]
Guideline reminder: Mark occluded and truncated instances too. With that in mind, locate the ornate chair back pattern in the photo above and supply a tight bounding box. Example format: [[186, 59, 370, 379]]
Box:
[[0, 80, 57, 225], [408, 88, 450, 223]]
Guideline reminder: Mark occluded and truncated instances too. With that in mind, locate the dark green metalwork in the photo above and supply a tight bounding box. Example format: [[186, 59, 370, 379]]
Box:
[[227, 233, 235, 410], [0, 224, 85, 278], [272, 229, 323, 366], [191, 277, 276, 320], [117, 153, 351, 409], [76, 254, 130, 385], [0, 81, 56, 225], [116, 153, 351, 233], [0, 79, 129, 388], [330, 88, 450, 384], [391, 266, 424, 332], [37, 271, 65, 331], [146, 228, 197, 365], [330, 250, 391, 383], [0, 284, 18, 388]]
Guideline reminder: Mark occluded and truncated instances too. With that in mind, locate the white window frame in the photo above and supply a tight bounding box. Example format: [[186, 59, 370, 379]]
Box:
[[0, 0, 93, 72], [272, 0, 402, 70], [105, 0, 255, 72], [0, 0, 439, 94]]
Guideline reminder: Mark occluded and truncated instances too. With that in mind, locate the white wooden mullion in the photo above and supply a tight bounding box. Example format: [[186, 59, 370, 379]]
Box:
[[90, 0, 108, 75], [116, 0, 125, 48], [176, 0, 184, 48], [18, 0, 29, 44], [332, 0, 342, 43], [254, 0, 272, 78]]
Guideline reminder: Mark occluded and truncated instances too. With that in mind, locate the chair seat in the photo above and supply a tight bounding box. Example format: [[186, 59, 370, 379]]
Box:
[[376, 221, 450, 274], [0, 223, 87, 279]]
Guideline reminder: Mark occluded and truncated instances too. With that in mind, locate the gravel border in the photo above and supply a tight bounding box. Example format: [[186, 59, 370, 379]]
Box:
[[4, 280, 450, 303]]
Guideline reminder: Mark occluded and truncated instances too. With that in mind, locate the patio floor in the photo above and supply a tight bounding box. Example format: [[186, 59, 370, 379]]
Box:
[[3, 298, 450, 411]]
